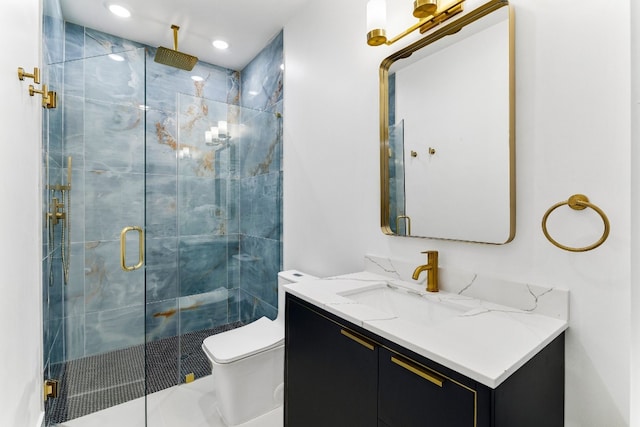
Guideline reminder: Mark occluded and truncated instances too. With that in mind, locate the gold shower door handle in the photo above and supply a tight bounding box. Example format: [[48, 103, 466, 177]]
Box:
[[120, 226, 144, 271]]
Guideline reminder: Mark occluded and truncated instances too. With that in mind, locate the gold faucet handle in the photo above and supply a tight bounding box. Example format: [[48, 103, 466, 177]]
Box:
[[421, 251, 439, 293], [421, 250, 438, 260]]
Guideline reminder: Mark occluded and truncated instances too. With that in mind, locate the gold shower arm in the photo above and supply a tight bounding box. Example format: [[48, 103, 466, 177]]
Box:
[[171, 24, 180, 50]]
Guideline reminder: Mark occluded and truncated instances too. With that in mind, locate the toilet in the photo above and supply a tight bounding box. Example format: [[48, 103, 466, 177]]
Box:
[[202, 270, 316, 426]]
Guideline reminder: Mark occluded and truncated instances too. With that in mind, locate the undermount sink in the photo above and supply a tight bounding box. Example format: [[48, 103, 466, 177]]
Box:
[[338, 283, 467, 325]]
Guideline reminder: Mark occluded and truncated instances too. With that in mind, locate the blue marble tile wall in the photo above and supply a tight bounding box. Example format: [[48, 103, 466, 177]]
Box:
[[236, 32, 284, 324], [387, 74, 405, 234], [388, 120, 406, 234], [63, 35, 149, 360], [42, 0, 66, 375], [42, 14, 283, 363]]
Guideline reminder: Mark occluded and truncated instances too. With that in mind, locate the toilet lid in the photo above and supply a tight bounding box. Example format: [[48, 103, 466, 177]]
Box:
[[202, 317, 284, 364]]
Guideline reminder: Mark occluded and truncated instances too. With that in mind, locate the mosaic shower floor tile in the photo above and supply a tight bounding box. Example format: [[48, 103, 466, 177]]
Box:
[[46, 323, 242, 426]]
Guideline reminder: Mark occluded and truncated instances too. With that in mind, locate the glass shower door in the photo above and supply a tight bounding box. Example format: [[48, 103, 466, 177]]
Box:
[[43, 47, 148, 426]]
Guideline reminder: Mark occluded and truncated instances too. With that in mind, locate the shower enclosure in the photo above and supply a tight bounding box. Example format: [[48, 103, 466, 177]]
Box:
[[42, 13, 284, 425]]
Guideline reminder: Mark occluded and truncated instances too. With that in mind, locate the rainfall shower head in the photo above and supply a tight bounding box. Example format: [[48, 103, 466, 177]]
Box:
[[154, 25, 198, 71]]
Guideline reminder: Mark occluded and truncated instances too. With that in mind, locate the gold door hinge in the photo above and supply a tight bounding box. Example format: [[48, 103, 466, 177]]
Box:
[[44, 379, 59, 401]]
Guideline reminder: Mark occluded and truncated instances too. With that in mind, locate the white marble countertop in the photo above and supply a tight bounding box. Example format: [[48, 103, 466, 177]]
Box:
[[285, 267, 569, 389]]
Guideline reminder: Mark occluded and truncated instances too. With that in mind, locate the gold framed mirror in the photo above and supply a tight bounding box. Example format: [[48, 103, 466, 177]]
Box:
[[379, 0, 515, 244]]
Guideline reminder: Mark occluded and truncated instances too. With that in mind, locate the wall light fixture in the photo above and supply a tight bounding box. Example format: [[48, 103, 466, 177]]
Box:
[[366, 0, 465, 46]]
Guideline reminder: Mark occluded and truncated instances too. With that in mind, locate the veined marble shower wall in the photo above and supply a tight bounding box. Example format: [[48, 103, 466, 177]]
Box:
[[237, 31, 284, 323], [42, 0, 66, 379], [42, 11, 284, 364]]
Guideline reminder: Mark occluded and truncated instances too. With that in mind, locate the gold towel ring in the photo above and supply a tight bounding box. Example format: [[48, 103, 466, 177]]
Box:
[[541, 194, 610, 252]]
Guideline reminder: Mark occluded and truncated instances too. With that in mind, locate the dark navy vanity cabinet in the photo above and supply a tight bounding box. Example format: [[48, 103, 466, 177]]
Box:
[[285, 294, 565, 427], [284, 293, 378, 426]]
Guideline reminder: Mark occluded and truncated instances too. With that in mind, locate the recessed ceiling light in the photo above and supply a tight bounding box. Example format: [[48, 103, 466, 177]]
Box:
[[108, 53, 125, 62], [108, 4, 131, 18], [212, 40, 229, 50], [191, 75, 204, 82]]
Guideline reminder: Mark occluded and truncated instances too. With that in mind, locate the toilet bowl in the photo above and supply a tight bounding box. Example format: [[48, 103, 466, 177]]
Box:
[[202, 270, 316, 426]]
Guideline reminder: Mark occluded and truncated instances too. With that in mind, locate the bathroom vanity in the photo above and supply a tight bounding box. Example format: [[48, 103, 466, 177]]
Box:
[[283, 256, 569, 427]]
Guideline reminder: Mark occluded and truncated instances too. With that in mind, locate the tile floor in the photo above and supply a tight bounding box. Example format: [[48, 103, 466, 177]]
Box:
[[58, 376, 282, 427]]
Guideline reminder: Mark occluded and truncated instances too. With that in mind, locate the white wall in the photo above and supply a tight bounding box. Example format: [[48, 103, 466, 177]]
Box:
[[1, 1, 44, 426], [631, 0, 640, 424], [284, 0, 633, 425]]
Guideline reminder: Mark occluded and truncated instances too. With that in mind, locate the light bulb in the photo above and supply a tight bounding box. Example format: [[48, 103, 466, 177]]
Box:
[[366, 0, 386, 32], [210, 127, 219, 139], [218, 121, 228, 138], [366, 0, 387, 46]]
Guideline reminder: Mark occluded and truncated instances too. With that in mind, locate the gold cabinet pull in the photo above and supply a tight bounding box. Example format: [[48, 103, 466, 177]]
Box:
[[391, 356, 444, 387], [340, 329, 376, 351], [120, 226, 144, 271]]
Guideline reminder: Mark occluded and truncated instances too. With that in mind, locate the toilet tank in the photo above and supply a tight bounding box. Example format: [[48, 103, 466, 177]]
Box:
[[277, 270, 316, 322], [278, 270, 316, 285]]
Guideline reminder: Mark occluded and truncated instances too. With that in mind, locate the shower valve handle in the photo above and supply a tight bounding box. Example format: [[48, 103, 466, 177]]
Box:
[[47, 197, 65, 226]]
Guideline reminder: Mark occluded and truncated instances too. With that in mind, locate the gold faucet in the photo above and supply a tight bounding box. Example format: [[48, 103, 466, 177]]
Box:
[[412, 250, 439, 292]]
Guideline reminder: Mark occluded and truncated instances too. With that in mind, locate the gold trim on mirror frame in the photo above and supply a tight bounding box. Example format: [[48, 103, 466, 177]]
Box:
[[379, 0, 515, 244]]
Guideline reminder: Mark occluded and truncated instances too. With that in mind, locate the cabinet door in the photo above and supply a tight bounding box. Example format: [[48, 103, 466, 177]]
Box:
[[378, 348, 476, 427], [285, 296, 378, 427]]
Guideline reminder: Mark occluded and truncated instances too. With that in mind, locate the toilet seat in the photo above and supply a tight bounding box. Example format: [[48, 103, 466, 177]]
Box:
[[202, 317, 284, 364]]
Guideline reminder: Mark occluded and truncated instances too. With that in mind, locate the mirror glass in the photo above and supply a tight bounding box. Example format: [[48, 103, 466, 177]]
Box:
[[380, 1, 515, 244]]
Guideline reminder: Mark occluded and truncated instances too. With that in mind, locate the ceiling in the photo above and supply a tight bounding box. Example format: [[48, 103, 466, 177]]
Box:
[[60, 0, 311, 70]]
